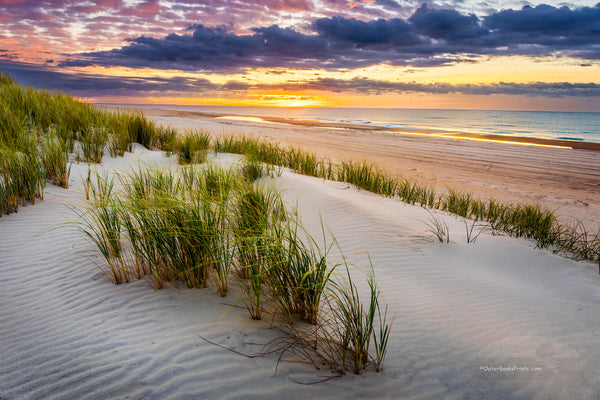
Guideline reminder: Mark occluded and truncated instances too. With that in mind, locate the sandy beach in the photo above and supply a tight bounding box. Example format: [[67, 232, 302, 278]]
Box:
[[136, 107, 600, 230], [1, 112, 600, 399], [4, 0, 600, 397]]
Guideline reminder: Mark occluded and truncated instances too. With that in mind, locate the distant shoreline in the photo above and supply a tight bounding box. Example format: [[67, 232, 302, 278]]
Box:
[[98, 103, 600, 229], [100, 104, 600, 152]]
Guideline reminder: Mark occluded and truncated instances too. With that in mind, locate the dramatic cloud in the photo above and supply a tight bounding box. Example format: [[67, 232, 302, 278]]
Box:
[[313, 16, 422, 46], [0, 0, 415, 62], [408, 4, 486, 41], [483, 4, 600, 58], [62, 24, 338, 71], [1, 1, 598, 109], [4, 61, 599, 99], [60, 4, 600, 72]]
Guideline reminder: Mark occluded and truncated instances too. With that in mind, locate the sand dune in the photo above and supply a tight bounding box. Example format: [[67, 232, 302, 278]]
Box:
[[139, 108, 600, 229], [1, 143, 599, 399]]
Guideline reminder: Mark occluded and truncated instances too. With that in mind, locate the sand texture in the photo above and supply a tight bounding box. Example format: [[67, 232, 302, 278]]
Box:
[[139, 107, 600, 229], [1, 141, 600, 399]]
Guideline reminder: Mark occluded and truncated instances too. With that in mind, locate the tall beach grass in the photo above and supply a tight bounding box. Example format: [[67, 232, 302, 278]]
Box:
[[0, 73, 179, 215], [77, 162, 392, 373], [210, 133, 600, 269]]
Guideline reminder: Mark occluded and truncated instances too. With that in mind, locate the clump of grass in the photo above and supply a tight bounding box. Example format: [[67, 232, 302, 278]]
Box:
[[443, 189, 472, 218], [213, 134, 333, 180], [107, 127, 133, 157], [373, 295, 391, 372], [40, 132, 71, 188], [295, 258, 392, 375], [267, 219, 334, 324], [329, 263, 377, 374], [156, 125, 179, 152], [0, 146, 45, 216], [397, 179, 438, 207], [176, 130, 211, 164], [425, 211, 450, 243], [105, 110, 178, 153], [120, 111, 158, 149], [205, 202, 236, 296], [201, 164, 236, 200], [79, 165, 252, 292], [234, 185, 286, 319], [509, 205, 557, 246], [551, 221, 600, 270], [464, 219, 485, 244], [78, 126, 108, 163], [241, 155, 266, 182], [336, 160, 398, 198], [76, 173, 129, 283]]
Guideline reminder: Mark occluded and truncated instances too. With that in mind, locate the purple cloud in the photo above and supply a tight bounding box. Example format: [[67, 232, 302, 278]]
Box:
[[57, 4, 600, 72], [4, 60, 599, 99]]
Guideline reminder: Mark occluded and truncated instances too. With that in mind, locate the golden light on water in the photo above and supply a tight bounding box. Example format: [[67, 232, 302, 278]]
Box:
[[398, 131, 573, 149]]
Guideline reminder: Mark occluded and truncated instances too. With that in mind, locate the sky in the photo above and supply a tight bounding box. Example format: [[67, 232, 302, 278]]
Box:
[[1, 0, 599, 111]]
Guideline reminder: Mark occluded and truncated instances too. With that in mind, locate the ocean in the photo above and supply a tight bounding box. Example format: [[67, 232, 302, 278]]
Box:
[[136, 105, 600, 143]]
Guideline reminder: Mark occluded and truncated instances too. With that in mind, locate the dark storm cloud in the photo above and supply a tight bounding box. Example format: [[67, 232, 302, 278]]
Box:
[[60, 4, 600, 72], [484, 4, 600, 36]]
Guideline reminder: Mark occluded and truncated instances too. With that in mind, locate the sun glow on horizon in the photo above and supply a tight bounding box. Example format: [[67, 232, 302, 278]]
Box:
[[63, 54, 600, 112]]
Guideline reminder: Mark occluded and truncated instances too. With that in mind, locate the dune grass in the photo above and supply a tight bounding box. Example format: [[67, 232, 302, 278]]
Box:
[[210, 133, 599, 269], [337, 160, 398, 198], [425, 211, 451, 243], [0, 146, 46, 216], [328, 262, 378, 374], [5, 71, 594, 268], [266, 219, 334, 325], [3, 73, 598, 373], [213, 134, 334, 180], [0, 73, 182, 215], [77, 161, 392, 373], [175, 129, 211, 164], [41, 131, 71, 188]]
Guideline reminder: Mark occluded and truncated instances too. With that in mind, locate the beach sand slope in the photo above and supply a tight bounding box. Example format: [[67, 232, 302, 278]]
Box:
[[143, 109, 600, 229], [1, 147, 599, 399]]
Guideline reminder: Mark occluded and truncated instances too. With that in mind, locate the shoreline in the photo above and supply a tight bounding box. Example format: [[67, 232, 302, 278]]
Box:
[[103, 105, 600, 151], [103, 105, 600, 228]]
